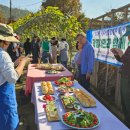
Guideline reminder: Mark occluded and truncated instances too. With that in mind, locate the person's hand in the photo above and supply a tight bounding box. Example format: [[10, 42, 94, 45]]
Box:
[[14, 56, 25, 66], [27, 54, 33, 58], [14, 59, 20, 67], [21, 55, 32, 64], [19, 47, 23, 52], [19, 56, 25, 60], [111, 48, 123, 57], [86, 73, 91, 81], [111, 48, 118, 55], [16, 45, 20, 49]]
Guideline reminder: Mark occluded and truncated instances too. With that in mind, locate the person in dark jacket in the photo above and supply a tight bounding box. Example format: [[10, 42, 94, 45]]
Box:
[[7, 42, 21, 62], [111, 25, 130, 128], [24, 38, 31, 56], [31, 36, 40, 64]]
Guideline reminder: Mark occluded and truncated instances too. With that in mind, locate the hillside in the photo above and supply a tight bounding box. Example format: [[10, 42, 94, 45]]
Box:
[[0, 4, 30, 21]]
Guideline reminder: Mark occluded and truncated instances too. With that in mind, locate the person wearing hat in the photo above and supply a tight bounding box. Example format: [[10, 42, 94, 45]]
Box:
[[111, 24, 130, 128], [0, 23, 31, 130]]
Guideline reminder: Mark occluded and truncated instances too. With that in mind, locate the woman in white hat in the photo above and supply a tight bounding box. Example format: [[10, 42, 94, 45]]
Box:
[[0, 23, 31, 130]]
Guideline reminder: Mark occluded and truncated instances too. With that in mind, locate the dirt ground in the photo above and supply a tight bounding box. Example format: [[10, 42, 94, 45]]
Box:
[[15, 70, 37, 130]]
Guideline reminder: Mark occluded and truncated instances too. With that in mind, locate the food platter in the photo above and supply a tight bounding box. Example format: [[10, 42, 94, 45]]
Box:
[[57, 86, 75, 93], [51, 65, 64, 71], [74, 89, 96, 108], [57, 86, 67, 94], [44, 101, 60, 122], [41, 81, 54, 95], [46, 70, 60, 74], [59, 94, 80, 111], [54, 77, 74, 87], [39, 95, 56, 102], [61, 110, 100, 129], [36, 64, 52, 70], [35, 64, 64, 71]]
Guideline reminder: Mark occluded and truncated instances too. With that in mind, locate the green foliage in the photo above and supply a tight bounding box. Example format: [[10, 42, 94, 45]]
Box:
[[11, 6, 84, 63], [77, 13, 89, 32], [41, 0, 89, 32], [11, 6, 82, 41]]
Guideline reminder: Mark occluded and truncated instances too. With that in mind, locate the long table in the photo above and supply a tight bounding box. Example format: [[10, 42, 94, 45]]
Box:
[[25, 64, 73, 96], [31, 81, 129, 130]]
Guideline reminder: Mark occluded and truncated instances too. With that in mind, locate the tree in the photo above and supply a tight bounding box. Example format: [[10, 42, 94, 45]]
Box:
[[77, 13, 89, 32], [42, 0, 81, 17], [11, 6, 83, 63]]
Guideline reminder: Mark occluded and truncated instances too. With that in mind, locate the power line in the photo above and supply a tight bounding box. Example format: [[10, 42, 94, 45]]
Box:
[[10, 0, 12, 23], [13, 1, 43, 7], [24, 1, 42, 7]]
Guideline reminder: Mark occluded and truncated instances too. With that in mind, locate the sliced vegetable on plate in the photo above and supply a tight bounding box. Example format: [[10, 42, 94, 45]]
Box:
[[59, 94, 80, 111], [61, 110, 99, 129], [39, 95, 55, 102], [54, 77, 74, 86]]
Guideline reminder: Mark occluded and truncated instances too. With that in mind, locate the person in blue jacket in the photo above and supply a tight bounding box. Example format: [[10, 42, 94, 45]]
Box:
[[76, 33, 95, 92], [0, 23, 31, 130]]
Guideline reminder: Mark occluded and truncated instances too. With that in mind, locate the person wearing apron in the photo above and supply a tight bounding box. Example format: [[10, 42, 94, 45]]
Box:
[[0, 23, 31, 130], [0, 82, 19, 130]]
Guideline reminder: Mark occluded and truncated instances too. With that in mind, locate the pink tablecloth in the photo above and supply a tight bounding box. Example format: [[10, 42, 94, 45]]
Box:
[[25, 64, 73, 96]]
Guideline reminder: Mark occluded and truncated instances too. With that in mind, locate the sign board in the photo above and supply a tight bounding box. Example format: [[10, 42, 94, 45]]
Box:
[[90, 22, 130, 66]]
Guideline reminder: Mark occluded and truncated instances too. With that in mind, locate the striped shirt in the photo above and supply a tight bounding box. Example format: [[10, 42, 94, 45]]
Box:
[[0, 48, 19, 86]]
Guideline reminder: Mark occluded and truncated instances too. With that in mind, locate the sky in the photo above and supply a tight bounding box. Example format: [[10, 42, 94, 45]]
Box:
[[0, 0, 130, 18]]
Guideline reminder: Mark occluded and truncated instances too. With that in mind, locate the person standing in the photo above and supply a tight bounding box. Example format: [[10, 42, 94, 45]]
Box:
[[23, 38, 31, 56], [7, 42, 19, 62], [72, 41, 82, 84], [31, 36, 40, 64], [37, 37, 42, 48], [50, 37, 58, 63], [7, 35, 21, 63], [0, 23, 31, 130], [7, 35, 23, 83], [59, 38, 69, 68], [76, 33, 95, 91], [111, 25, 130, 128], [41, 37, 51, 63]]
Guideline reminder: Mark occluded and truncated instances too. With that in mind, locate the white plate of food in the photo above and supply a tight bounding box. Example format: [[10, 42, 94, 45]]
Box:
[[39, 95, 56, 102], [61, 110, 100, 129]]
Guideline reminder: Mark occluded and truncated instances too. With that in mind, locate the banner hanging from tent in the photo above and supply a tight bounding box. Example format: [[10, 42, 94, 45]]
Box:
[[90, 22, 130, 66]]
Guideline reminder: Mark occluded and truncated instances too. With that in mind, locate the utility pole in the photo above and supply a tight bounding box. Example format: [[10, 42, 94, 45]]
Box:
[[10, 0, 12, 23]]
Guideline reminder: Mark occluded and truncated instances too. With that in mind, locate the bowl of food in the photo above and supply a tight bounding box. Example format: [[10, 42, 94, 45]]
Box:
[[61, 110, 100, 129], [54, 77, 74, 86]]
